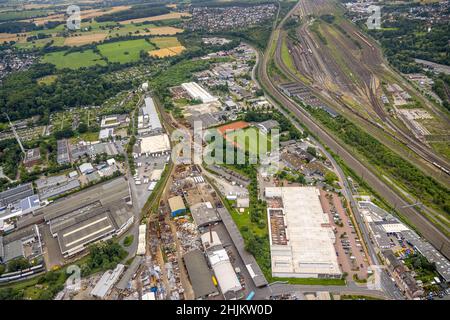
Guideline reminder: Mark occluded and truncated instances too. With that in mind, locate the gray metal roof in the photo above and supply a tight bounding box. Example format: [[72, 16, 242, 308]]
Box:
[[0, 183, 33, 208], [3, 239, 24, 262]]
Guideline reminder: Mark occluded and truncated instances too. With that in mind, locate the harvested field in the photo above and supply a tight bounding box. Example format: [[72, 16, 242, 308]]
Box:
[[0, 33, 25, 43], [63, 33, 107, 46], [151, 36, 180, 48], [148, 45, 185, 58], [119, 12, 190, 24], [217, 121, 250, 134]]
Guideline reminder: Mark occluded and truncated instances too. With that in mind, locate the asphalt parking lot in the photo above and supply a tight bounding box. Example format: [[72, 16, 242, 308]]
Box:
[[319, 190, 369, 281]]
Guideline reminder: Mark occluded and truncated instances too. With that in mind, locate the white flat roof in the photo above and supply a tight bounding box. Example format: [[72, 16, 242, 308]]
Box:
[[91, 264, 125, 298], [143, 97, 162, 131], [266, 187, 341, 278], [181, 82, 218, 103], [139, 134, 170, 154]]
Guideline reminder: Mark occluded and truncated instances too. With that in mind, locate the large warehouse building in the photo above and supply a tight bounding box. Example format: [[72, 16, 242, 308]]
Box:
[[181, 82, 218, 103], [201, 231, 242, 298], [142, 97, 163, 132], [138, 134, 171, 155], [265, 187, 341, 279]]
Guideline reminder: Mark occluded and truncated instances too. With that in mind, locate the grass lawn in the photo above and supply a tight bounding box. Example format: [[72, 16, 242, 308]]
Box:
[[41, 50, 106, 69], [123, 235, 134, 247], [97, 38, 155, 63], [79, 131, 100, 142], [226, 200, 267, 237]]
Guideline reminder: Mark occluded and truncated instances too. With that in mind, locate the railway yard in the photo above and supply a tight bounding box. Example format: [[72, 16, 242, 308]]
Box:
[[279, 0, 450, 185]]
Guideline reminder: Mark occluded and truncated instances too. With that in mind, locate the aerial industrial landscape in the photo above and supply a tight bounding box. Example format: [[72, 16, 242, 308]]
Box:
[[0, 0, 449, 307]]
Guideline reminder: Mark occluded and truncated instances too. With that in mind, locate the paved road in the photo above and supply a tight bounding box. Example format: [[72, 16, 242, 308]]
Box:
[[256, 0, 450, 260]]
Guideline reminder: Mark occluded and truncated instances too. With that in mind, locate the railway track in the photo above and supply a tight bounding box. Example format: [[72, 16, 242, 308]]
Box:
[[291, 0, 450, 177], [257, 0, 450, 259]]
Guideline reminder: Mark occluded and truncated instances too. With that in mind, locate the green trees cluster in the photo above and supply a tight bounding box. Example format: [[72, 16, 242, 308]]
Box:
[[368, 17, 449, 73], [0, 63, 133, 122], [0, 287, 24, 300], [81, 240, 127, 276], [244, 109, 304, 141], [6, 258, 31, 272], [0, 138, 22, 179]]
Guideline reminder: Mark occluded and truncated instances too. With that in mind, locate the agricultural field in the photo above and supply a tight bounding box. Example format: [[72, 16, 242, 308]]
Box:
[[119, 11, 191, 24], [0, 9, 53, 22], [37, 75, 58, 85], [97, 38, 155, 63], [63, 33, 108, 46], [149, 46, 185, 58], [140, 26, 183, 36], [41, 50, 106, 69]]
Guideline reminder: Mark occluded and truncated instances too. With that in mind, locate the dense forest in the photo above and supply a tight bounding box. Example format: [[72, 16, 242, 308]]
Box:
[[0, 63, 133, 122]]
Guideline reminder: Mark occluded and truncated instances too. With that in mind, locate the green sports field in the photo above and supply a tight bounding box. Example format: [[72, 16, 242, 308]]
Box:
[[41, 50, 107, 69], [224, 127, 273, 155], [97, 39, 155, 63]]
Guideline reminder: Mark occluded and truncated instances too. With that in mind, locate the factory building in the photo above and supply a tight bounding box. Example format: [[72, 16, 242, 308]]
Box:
[[190, 202, 221, 227], [142, 97, 163, 132], [39, 177, 134, 257], [183, 249, 219, 299], [265, 187, 341, 279], [0, 183, 34, 209], [201, 231, 242, 297], [181, 82, 218, 103]]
